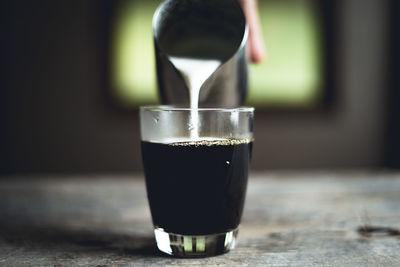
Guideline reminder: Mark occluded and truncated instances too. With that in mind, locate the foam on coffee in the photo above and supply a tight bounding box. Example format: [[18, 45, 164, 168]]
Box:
[[169, 138, 254, 147]]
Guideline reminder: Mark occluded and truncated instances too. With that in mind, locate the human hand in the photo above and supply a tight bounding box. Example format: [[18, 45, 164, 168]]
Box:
[[238, 0, 265, 63]]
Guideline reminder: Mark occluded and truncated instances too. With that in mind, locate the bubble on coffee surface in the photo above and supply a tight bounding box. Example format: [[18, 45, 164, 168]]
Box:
[[169, 137, 254, 147]]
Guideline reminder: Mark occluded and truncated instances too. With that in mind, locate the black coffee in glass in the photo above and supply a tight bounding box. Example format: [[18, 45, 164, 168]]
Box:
[[141, 138, 252, 235], [140, 106, 254, 257]]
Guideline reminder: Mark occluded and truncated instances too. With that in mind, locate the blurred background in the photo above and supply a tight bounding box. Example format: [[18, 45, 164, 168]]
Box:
[[1, 0, 399, 174]]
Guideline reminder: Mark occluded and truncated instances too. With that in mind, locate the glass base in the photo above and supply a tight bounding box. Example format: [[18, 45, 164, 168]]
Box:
[[154, 228, 239, 257]]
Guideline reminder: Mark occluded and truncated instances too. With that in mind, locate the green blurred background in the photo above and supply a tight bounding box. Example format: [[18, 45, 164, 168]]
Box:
[[1, 0, 399, 173], [112, 0, 323, 108]]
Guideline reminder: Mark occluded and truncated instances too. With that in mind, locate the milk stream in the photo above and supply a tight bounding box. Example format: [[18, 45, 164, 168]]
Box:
[[169, 57, 221, 139]]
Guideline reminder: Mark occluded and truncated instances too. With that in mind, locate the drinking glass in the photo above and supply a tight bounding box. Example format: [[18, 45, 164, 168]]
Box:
[[140, 106, 254, 257]]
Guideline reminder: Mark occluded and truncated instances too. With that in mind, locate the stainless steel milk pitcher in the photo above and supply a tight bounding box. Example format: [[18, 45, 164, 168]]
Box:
[[153, 0, 248, 108]]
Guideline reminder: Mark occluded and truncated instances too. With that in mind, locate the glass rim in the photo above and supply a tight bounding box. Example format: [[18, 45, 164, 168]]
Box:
[[140, 105, 254, 113]]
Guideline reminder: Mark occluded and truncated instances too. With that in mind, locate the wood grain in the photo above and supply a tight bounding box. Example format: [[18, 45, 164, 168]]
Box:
[[0, 172, 399, 266]]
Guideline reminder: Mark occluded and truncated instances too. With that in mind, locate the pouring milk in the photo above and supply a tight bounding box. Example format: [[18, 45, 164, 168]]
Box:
[[169, 57, 221, 139]]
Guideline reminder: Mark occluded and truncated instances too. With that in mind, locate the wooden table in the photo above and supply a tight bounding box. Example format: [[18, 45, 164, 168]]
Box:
[[0, 172, 399, 266]]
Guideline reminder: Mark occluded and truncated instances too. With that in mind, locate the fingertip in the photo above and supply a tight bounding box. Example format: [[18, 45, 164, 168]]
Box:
[[251, 47, 266, 64], [250, 35, 266, 63]]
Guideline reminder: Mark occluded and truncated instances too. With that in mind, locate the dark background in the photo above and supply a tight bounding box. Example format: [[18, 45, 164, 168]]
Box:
[[1, 0, 399, 174]]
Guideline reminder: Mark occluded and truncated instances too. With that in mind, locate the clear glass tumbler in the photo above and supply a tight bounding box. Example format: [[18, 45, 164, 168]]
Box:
[[140, 106, 254, 257]]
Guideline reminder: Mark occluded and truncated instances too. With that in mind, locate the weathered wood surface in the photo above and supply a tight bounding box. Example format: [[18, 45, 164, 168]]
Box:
[[0, 172, 399, 266]]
